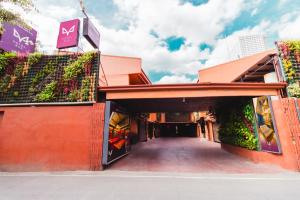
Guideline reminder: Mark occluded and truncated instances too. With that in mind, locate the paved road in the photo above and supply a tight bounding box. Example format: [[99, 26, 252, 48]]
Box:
[[110, 138, 286, 173], [1, 171, 300, 200]]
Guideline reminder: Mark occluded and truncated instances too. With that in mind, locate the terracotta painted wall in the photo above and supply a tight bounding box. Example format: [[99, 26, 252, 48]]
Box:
[[222, 99, 299, 171], [0, 103, 105, 172], [99, 55, 142, 86]]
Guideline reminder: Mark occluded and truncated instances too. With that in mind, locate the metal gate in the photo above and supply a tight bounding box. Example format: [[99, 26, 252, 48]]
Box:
[[281, 98, 300, 169]]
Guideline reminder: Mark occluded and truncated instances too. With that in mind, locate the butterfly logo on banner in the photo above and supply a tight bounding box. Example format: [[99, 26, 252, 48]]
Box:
[[13, 29, 34, 46], [62, 25, 75, 36]]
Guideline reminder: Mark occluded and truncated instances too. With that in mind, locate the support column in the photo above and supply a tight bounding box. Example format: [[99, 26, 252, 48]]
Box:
[[90, 103, 105, 171]]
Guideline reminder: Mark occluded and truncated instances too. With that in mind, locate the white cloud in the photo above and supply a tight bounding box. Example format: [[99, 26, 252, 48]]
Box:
[[10, 0, 247, 79], [96, 0, 246, 76], [7, 0, 300, 84], [203, 20, 271, 68], [156, 75, 197, 84], [278, 15, 300, 39], [113, 0, 245, 45]]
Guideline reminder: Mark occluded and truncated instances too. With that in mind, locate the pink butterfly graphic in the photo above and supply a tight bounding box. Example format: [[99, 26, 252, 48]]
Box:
[[62, 25, 75, 36], [13, 29, 34, 46]]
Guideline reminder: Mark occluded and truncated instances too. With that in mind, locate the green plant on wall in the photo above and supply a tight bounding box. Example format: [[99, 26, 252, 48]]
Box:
[[80, 77, 91, 101], [13, 91, 19, 97], [0, 52, 99, 104], [282, 59, 296, 83], [63, 52, 95, 81], [67, 89, 80, 102], [30, 60, 57, 91], [35, 80, 57, 102], [0, 74, 11, 93], [218, 99, 258, 150], [287, 83, 300, 98], [243, 103, 255, 123], [13, 64, 24, 78], [67, 77, 91, 101], [278, 41, 300, 85], [286, 41, 300, 53], [0, 52, 17, 75], [27, 52, 42, 67]]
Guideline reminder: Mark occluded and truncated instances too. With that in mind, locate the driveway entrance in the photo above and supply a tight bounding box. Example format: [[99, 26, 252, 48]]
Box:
[[108, 138, 286, 173]]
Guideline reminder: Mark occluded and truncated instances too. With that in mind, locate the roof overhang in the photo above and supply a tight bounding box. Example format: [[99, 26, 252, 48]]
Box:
[[198, 50, 277, 83], [99, 82, 286, 100]]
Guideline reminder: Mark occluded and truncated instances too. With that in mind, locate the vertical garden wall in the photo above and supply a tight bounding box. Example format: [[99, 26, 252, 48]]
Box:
[[276, 41, 300, 97], [217, 98, 258, 150], [0, 51, 99, 104]]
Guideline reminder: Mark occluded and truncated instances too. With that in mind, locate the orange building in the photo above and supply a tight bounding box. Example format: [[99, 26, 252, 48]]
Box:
[[0, 50, 299, 172]]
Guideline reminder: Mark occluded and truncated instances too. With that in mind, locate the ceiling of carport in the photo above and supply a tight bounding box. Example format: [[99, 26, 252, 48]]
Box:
[[114, 97, 248, 113]]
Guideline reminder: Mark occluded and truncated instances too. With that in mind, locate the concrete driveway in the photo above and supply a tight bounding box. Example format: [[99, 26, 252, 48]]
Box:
[[109, 138, 286, 173]]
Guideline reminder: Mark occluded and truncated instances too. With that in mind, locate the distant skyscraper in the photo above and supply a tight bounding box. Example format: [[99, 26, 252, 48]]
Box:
[[238, 35, 267, 57]]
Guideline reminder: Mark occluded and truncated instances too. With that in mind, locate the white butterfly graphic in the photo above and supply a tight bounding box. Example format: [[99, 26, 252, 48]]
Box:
[[108, 150, 113, 157], [13, 29, 34, 46], [62, 25, 75, 36]]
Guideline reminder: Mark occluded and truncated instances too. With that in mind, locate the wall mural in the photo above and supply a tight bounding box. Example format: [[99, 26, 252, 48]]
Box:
[[253, 96, 281, 153], [103, 101, 131, 165]]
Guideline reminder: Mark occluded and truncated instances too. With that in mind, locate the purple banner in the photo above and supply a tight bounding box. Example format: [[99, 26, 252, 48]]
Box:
[[56, 19, 80, 49], [0, 23, 37, 54], [83, 18, 100, 49]]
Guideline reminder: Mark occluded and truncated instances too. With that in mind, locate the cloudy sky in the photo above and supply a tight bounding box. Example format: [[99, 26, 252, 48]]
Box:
[[5, 0, 300, 83]]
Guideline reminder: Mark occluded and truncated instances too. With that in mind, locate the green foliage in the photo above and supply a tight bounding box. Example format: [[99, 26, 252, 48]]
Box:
[[1, 0, 34, 11], [80, 77, 91, 101], [13, 64, 23, 78], [218, 99, 258, 150], [287, 83, 300, 98], [67, 78, 92, 101], [282, 58, 296, 83], [286, 41, 300, 53], [67, 90, 80, 102], [63, 52, 95, 81], [0, 52, 17, 75], [0, 74, 11, 93], [13, 91, 19, 97], [0, 0, 34, 31], [35, 81, 57, 102], [0, 52, 98, 104], [27, 52, 42, 67], [278, 41, 300, 84], [31, 61, 56, 88], [243, 103, 255, 123]]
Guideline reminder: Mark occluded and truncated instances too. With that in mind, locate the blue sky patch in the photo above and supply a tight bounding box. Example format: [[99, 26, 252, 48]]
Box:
[[84, 0, 129, 30], [165, 36, 186, 51], [148, 71, 173, 83], [222, 0, 300, 37], [181, 0, 208, 6], [199, 43, 213, 51]]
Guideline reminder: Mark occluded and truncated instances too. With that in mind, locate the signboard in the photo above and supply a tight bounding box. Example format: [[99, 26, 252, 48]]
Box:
[[253, 96, 281, 153], [56, 19, 80, 49], [0, 23, 37, 54], [83, 18, 100, 49], [102, 101, 131, 165]]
